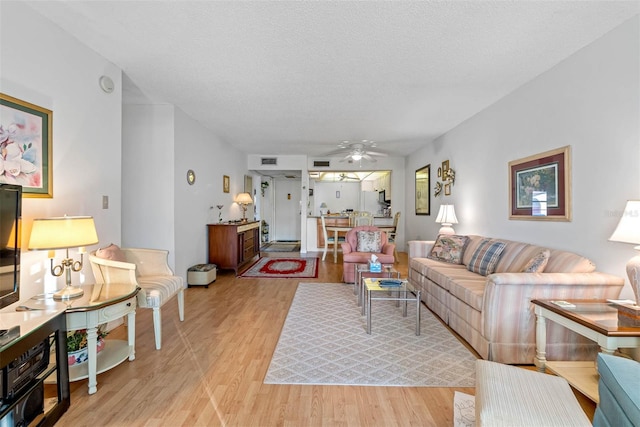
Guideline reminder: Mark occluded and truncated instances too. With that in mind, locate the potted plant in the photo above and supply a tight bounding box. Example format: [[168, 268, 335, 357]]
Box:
[[67, 325, 108, 366]]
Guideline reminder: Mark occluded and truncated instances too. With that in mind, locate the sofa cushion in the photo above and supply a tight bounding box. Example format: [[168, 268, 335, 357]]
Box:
[[95, 243, 126, 262], [446, 275, 487, 311], [545, 250, 596, 273], [522, 249, 551, 273], [356, 230, 382, 252], [428, 234, 469, 265], [467, 239, 506, 276], [461, 235, 486, 266]]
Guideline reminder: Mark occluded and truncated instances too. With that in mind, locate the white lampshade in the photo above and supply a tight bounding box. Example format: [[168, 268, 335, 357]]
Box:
[[436, 204, 458, 225], [609, 200, 640, 248], [436, 204, 458, 235], [28, 216, 98, 250], [235, 192, 253, 205]]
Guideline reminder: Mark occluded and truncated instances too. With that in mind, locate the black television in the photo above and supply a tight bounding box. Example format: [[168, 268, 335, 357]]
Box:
[[0, 184, 21, 308]]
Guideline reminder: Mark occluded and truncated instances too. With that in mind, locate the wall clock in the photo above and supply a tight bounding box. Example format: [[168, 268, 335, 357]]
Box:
[[186, 169, 196, 185]]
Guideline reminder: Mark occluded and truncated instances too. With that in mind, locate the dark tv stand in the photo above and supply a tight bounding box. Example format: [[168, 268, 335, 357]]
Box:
[[0, 310, 69, 426]]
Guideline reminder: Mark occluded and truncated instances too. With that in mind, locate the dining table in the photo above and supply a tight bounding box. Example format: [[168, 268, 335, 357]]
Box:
[[325, 225, 396, 263]]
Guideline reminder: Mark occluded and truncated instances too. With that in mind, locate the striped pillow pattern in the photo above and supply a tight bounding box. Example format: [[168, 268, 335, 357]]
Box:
[[467, 239, 506, 276]]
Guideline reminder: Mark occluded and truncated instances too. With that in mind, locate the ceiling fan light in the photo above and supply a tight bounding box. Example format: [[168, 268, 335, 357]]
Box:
[[351, 153, 363, 161]]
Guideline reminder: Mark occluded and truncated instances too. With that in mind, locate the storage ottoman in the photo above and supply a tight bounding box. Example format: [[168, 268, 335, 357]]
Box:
[[187, 264, 217, 288]]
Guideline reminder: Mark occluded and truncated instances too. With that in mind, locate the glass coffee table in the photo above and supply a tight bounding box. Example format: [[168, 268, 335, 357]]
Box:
[[354, 263, 399, 312], [363, 277, 421, 335]]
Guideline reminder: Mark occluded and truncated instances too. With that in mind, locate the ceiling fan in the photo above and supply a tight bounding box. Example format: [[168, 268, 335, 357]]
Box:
[[338, 173, 360, 181], [324, 140, 388, 163]]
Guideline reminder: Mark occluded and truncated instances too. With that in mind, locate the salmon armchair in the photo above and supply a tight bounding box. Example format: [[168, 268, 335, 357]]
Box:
[[89, 246, 185, 350], [341, 226, 395, 283]]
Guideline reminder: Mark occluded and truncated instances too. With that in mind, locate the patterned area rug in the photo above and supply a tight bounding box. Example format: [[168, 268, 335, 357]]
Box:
[[264, 282, 477, 386], [261, 242, 301, 252], [241, 257, 318, 278]]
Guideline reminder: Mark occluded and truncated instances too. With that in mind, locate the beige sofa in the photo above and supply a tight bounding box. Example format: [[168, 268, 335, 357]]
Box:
[[408, 235, 624, 364]]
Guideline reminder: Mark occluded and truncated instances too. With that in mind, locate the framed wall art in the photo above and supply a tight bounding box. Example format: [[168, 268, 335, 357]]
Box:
[[223, 175, 230, 193], [0, 93, 53, 197], [415, 164, 430, 215], [508, 145, 571, 221]]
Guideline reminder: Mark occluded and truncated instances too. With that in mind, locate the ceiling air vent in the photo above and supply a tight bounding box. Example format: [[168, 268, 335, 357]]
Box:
[[261, 157, 278, 165], [313, 160, 331, 167]]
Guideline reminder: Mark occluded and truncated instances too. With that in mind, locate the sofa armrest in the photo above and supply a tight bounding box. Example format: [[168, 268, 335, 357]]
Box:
[[482, 272, 624, 341], [121, 248, 174, 276], [408, 240, 435, 259]]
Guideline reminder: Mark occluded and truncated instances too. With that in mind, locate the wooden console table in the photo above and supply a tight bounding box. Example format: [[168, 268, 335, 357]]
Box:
[[208, 222, 260, 274], [532, 299, 640, 402]]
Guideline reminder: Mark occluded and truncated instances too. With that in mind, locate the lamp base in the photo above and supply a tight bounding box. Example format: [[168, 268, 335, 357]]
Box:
[[626, 253, 640, 305], [53, 285, 84, 300], [438, 224, 455, 235]]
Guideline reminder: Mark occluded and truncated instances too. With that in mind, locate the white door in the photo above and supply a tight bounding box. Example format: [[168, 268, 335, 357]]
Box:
[[273, 178, 302, 241]]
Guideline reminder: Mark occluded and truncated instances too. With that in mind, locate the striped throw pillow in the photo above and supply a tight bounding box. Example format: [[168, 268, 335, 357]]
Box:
[[467, 239, 506, 276]]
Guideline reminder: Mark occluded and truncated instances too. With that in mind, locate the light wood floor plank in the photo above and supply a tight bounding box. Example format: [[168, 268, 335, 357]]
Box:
[[48, 251, 591, 426]]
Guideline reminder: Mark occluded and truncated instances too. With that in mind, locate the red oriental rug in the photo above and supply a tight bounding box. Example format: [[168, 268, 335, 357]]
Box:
[[240, 257, 318, 279]]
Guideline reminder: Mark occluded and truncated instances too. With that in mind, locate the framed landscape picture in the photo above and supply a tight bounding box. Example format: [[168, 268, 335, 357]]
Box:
[[415, 164, 430, 215], [508, 146, 571, 221], [0, 93, 53, 197]]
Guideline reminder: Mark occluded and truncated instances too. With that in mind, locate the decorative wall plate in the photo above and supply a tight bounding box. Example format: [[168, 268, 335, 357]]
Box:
[[187, 169, 196, 185]]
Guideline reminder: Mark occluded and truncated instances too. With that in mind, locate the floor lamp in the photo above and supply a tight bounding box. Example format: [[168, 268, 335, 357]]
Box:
[[609, 200, 640, 304], [28, 216, 99, 300]]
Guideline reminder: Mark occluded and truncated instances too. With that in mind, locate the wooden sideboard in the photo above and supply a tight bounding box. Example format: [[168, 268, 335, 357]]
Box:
[[208, 222, 260, 274], [317, 216, 350, 248]]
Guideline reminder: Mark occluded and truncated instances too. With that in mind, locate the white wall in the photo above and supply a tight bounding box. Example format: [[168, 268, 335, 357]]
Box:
[[173, 108, 247, 278], [1, 2, 123, 300], [123, 105, 247, 279], [313, 181, 361, 214], [122, 104, 175, 267], [405, 16, 640, 299]]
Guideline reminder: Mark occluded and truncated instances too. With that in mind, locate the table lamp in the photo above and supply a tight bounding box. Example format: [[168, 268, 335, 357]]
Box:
[[435, 204, 458, 235], [609, 200, 640, 304], [235, 192, 253, 223], [28, 216, 99, 299]]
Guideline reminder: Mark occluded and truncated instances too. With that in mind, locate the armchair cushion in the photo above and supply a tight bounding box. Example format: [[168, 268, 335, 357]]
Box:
[[356, 230, 382, 252]]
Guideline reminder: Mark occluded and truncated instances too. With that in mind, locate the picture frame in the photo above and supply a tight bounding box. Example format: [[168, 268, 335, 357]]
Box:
[[441, 160, 449, 179], [309, 188, 313, 197], [508, 145, 571, 221], [223, 175, 230, 193], [415, 164, 430, 215], [244, 175, 252, 193], [0, 93, 53, 197], [444, 183, 451, 196]]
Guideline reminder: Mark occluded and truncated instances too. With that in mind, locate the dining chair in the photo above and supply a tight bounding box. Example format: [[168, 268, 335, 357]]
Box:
[[321, 215, 346, 261], [354, 212, 373, 226], [387, 212, 401, 262]]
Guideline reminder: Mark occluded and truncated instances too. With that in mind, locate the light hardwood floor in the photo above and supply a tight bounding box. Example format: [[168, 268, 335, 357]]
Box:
[[51, 251, 593, 426]]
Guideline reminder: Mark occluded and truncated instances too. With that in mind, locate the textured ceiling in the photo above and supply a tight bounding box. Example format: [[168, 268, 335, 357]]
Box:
[[25, 1, 640, 157]]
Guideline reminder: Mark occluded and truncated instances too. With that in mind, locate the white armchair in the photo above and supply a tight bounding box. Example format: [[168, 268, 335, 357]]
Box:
[[89, 247, 185, 350]]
